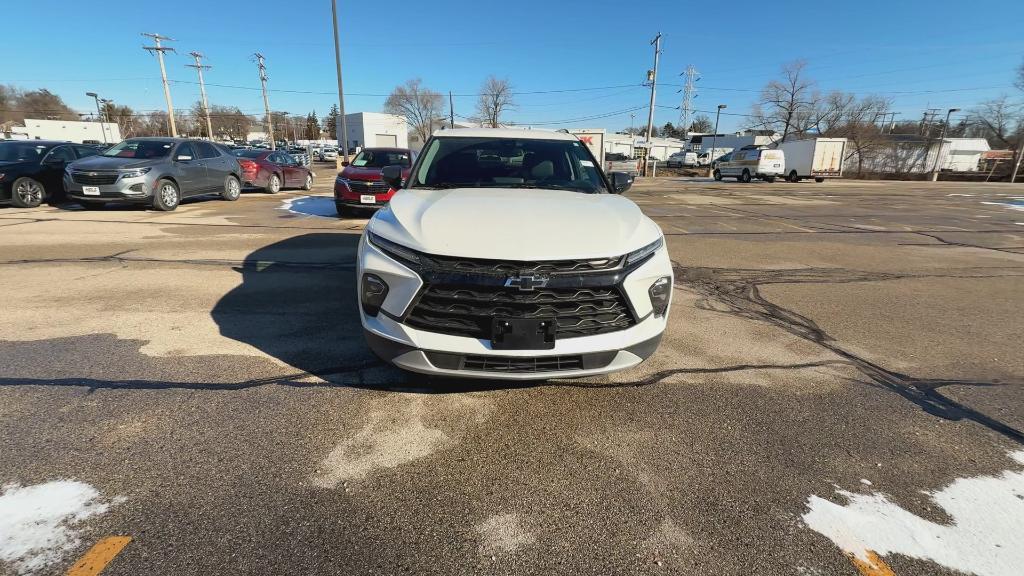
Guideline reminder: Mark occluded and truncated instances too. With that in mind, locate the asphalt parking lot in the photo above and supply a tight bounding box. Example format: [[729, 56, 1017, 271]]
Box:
[[1, 172, 1022, 576]]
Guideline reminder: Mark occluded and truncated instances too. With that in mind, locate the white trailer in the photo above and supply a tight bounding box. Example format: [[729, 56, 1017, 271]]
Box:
[[776, 138, 846, 182], [568, 128, 605, 167]]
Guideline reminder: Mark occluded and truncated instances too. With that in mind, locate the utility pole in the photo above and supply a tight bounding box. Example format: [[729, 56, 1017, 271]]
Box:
[[85, 92, 107, 144], [331, 0, 350, 167], [186, 51, 214, 140], [643, 32, 662, 176], [930, 108, 960, 182], [254, 52, 275, 150], [679, 64, 699, 137], [142, 33, 177, 137], [1011, 147, 1022, 184], [711, 104, 726, 170], [449, 91, 455, 128]]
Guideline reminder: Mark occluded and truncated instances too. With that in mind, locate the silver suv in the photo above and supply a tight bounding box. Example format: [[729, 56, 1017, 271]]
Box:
[[65, 137, 242, 211]]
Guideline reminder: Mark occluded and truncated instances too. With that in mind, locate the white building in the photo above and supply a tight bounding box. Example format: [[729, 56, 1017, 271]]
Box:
[[850, 136, 991, 174], [15, 118, 120, 143], [339, 112, 408, 150]]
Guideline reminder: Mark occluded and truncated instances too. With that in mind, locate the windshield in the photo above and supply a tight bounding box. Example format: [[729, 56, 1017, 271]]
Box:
[[103, 140, 174, 159], [411, 136, 607, 193], [0, 142, 50, 162], [350, 149, 411, 168]]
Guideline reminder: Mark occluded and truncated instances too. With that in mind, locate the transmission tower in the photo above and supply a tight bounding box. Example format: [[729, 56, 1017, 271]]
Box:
[[679, 65, 699, 136]]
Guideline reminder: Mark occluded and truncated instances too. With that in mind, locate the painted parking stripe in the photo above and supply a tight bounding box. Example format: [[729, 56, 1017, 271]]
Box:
[[848, 551, 897, 576], [66, 536, 131, 576]]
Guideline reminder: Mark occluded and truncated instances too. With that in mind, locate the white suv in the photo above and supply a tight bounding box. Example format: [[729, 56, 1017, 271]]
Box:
[[357, 129, 672, 379]]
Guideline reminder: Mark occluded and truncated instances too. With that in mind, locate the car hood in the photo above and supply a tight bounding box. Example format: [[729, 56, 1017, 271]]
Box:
[[69, 156, 164, 170], [341, 165, 412, 181], [368, 187, 662, 261]]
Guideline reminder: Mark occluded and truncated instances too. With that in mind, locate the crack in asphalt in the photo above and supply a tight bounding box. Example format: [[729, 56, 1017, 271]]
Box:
[[907, 232, 1024, 255], [669, 265, 1024, 444]]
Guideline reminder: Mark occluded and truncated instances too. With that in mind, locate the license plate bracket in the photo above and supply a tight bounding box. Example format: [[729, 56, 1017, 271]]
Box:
[[82, 186, 100, 196], [360, 194, 376, 204], [491, 317, 556, 350]]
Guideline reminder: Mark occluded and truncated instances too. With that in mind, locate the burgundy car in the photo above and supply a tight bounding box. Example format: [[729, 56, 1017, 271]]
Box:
[[333, 147, 414, 217], [232, 149, 313, 193]]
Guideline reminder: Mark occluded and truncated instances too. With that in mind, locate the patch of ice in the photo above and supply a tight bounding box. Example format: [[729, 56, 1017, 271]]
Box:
[[859, 479, 872, 486], [803, 450, 1024, 576], [278, 195, 338, 218], [474, 513, 536, 555], [0, 480, 120, 574]]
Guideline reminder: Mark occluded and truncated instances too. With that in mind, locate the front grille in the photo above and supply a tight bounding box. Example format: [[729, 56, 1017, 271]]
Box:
[[344, 179, 388, 194], [406, 285, 635, 339], [418, 253, 621, 275], [72, 172, 119, 185], [424, 351, 618, 373]]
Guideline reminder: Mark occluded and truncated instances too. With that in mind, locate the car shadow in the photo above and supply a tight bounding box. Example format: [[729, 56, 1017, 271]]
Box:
[[210, 233, 532, 393]]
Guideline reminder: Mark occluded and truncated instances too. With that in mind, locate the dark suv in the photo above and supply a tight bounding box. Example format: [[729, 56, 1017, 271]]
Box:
[[0, 140, 101, 207], [65, 137, 242, 211]]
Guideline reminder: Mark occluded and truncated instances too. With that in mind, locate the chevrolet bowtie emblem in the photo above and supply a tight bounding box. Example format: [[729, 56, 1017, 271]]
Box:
[[504, 274, 549, 291]]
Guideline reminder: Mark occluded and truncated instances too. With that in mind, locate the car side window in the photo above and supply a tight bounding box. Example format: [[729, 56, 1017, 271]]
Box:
[[195, 142, 219, 159], [279, 153, 296, 165], [45, 145, 75, 163], [73, 145, 100, 159], [175, 143, 196, 160]]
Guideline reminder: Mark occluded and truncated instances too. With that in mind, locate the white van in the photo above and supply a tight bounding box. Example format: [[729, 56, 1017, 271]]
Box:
[[714, 147, 785, 183], [667, 151, 698, 168]]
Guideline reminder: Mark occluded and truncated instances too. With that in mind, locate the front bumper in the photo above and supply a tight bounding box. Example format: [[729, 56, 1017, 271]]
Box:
[[64, 172, 157, 203], [357, 234, 673, 380]]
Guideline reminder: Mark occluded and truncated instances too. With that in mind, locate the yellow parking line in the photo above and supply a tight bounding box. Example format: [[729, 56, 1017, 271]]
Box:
[[66, 536, 132, 576], [848, 551, 897, 576]]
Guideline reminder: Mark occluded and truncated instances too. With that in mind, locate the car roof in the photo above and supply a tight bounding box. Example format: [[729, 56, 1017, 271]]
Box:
[[431, 128, 579, 141], [360, 147, 412, 153], [1, 140, 66, 146]]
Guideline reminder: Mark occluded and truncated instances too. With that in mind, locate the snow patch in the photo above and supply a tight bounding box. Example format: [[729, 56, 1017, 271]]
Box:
[[474, 513, 535, 555], [278, 195, 338, 218], [803, 450, 1024, 576], [0, 480, 121, 574], [981, 201, 1024, 212], [947, 193, 974, 197]]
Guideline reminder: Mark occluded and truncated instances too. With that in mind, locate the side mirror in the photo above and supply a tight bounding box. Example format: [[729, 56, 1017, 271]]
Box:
[[175, 154, 193, 162], [610, 171, 633, 194], [340, 160, 350, 167], [381, 165, 404, 189]]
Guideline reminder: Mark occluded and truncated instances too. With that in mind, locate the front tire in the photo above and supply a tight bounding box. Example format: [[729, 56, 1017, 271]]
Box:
[[152, 179, 180, 211], [740, 170, 752, 183], [713, 169, 722, 181], [815, 177, 825, 183], [221, 175, 241, 201], [787, 170, 799, 183], [302, 173, 313, 191], [11, 177, 45, 208], [265, 174, 281, 194]]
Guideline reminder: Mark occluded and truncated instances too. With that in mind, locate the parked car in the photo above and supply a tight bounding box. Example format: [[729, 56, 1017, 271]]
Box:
[[232, 149, 313, 193], [713, 147, 785, 183], [319, 147, 338, 161], [64, 137, 243, 211], [357, 128, 670, 380], [698, 147, 733, 167], [0, 140, 101, 207], [666, 151, 698, 168], [334, 147, 414, 217]]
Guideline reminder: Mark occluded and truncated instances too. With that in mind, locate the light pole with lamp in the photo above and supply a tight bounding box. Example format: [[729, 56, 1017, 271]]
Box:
[[710, 104, 726, 171], [85, 92, 108, 144], [930, 108, 960, 182]]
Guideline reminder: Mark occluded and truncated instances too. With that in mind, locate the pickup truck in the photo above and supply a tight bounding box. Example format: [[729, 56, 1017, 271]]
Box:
[[605, 153, 639, 176]]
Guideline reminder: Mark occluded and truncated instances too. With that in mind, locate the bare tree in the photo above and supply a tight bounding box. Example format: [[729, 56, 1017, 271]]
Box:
[[809, 91, 855, 135], [831, 95, 892, 175], [752, 60, 818, 142], [1017, 59, 1024, 93], [383, 78, 444, 145], [0, 85, 78, 123], [475, 76, 515, 128], [689, 114, 713, 133], [968, 96, 1022, 148]]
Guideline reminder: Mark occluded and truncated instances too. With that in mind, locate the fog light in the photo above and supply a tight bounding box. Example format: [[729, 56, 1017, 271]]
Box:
[[360, 273, 389, 316], [128, 183, 146, 194], [648, 276, 671, 317]]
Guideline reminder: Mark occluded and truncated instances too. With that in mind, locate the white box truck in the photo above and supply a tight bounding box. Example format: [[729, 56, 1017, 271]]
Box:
[[776, 138, 846, 182], [568, 129, 605, 167]]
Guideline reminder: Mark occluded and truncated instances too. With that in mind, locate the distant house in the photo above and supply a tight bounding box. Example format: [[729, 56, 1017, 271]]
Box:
[[16, 118, 120, 143], [850, 135, 990, 174]]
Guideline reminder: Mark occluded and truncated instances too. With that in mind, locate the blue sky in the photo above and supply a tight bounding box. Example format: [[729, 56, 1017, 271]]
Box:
[[2, 0, 1022, 133]]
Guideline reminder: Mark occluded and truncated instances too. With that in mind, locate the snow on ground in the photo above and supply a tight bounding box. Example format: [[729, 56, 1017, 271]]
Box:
[[279, 195, 338, 218], [0, 480, 121, 574], [803, 450, 1024, 576]]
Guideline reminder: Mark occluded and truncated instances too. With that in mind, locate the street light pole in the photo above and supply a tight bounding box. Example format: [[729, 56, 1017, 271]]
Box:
[[85, 92, 107, 144], [930, 108, 960, 182], [711, 104, 726, 171], [331, 0, 350, 168]]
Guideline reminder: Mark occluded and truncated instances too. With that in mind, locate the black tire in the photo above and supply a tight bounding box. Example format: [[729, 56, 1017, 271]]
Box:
[[787, 170, 799, 183], [302, 173, 313, 191], [152, 179, 180, 212], [78, 200, 106, 210], [740, 170, 752, 183], [221, 175, 241, 201], [265, 173, 281, 194], [335, 202, 356, 218], [815, 177, 825, 183], [765, 176, 776, 183], [11, 177, 45, 208], [713, 169, 722, 181]]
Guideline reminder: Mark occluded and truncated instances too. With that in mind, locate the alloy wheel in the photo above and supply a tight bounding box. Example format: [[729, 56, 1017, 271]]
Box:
[[160, 183, 179, 207], [16, 180, 43, 205]]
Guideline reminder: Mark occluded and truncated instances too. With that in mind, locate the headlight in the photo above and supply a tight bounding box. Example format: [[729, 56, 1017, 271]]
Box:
[[366, 230, 421, 265], [0, 173, 5, 181], [360, 273, 389, 316], [649, 276, 671, 317], [121, 167, 152, 179], [626, 237, 663, 265]]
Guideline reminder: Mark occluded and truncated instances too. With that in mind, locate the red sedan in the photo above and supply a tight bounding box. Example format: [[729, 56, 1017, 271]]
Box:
[[232, 149, 313, 193], [333, 147, 414, 218]]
